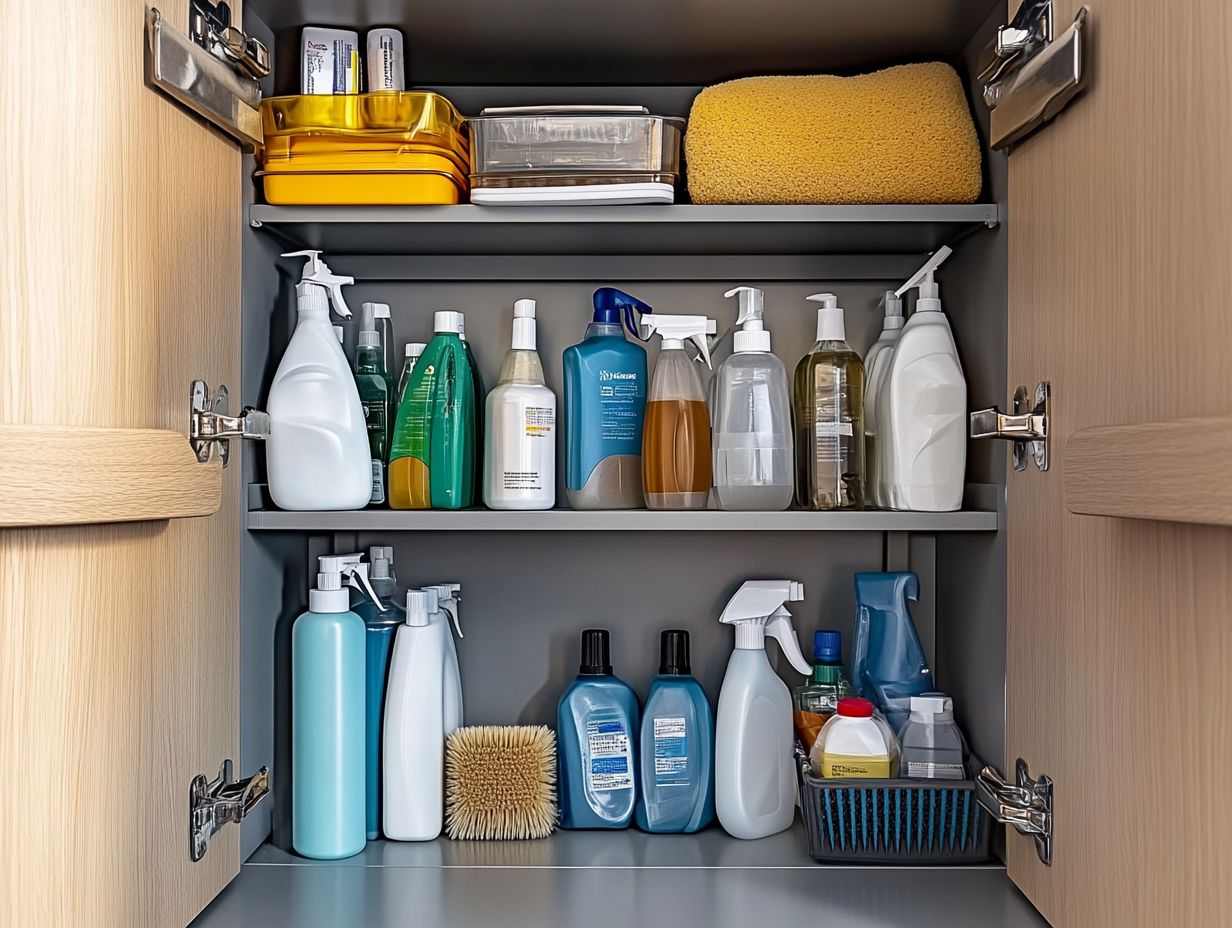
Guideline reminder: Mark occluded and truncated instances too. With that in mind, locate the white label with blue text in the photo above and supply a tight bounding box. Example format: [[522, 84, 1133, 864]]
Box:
[[585, 718, 633, 792], [653, 717, 689, 786]]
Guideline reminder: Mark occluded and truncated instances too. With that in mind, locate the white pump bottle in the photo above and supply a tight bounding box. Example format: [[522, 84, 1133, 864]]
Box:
[[864, 290, 905, 507], [715, 580, 812, 839], [267, 250, 371, 511], [877, 246, 967, 512]]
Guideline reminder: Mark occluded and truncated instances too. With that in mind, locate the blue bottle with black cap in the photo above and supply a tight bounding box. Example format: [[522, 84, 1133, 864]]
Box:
[[563, 288, 650, 509]]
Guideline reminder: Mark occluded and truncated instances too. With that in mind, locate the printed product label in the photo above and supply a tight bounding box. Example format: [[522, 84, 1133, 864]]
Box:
[[598, 371, 643, 444], [585, 718, 633, 792], [905, 760, 966, 780], [494, 399, 555, 496], [369, 459, 386, 505], [652, 717, 689, 787], [821, 753, 893, 779]]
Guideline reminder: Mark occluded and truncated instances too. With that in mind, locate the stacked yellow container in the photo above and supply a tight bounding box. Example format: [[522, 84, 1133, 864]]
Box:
[[257, 92, 469, 205]]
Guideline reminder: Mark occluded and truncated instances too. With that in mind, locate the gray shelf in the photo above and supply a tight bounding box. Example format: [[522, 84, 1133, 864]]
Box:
[[246, 507, 997, 532], [248, 203, 999, 256]]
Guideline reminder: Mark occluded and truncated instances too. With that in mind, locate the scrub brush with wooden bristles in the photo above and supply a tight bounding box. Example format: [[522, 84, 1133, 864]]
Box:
[[444, 725, 557, 840]]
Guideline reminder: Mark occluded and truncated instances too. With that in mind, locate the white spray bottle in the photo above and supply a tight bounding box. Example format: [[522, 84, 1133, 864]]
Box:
[[267, 250, 371, 511], [715, 580, 812, 839], [864, 290, 905, 508]]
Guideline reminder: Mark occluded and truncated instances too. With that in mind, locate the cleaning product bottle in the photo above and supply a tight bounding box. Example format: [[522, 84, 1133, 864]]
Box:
[[396, 341, 427, 405], [383, 587, 464, 841], [851, 571, 932, 730], [715, 580, 812, 839], [898, 693, 968, 780], [388, 311, 478, 510], [362, 301, 396, 385], [712, 286, 794, 511], [564, 288, 651, 510], [558, 629, 640, 829], [792, 629, 855, 753], [292, 553, 384, 859], [878, 246, 967, 511], [484, 299, 557, 510], [267, 250, 370, 511], [640, 313, 718, 510], [353, 546, 405, 841], [635, 630, 715, 834], [863, 291, 905, 508], [355, 307, 395, 507], [811, 696, 900, 778], [793, 293, 865, 511], [420, 582, 464, 736]]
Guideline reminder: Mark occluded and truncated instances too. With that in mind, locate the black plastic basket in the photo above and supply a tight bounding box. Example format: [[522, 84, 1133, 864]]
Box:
[[799, 755, 994, 864]]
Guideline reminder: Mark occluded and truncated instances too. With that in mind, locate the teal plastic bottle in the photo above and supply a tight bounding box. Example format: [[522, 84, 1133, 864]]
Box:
[[558, 629, 640, 829], [292, 555, 370, 859], [352, 546, 405, 841], [636, 630, 715, 833], [563, 288, 650, 509]]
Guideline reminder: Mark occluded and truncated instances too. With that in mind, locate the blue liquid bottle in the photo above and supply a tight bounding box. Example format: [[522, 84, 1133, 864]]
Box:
[[292, 554, 372, 859], [563, 288, 650, 509], [558, 629, 640, 829], [352, 546, 405, 841], [636, 630, 715, 833]]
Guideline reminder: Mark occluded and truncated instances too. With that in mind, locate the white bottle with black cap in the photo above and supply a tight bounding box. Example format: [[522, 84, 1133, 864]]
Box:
[[483, 298, 557, 510]]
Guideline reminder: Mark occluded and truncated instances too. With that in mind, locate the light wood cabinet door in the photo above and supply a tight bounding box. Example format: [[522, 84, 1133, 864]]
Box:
[[1005, 0, 1232, 924], [0, 1, 244, 925]]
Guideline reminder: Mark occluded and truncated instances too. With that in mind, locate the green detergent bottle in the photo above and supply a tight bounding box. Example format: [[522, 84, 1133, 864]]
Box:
[[389, 311, 477, 509]]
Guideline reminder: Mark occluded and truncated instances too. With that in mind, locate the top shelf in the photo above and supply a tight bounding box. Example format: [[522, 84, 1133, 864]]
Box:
[[248, 203, 1000, 257]]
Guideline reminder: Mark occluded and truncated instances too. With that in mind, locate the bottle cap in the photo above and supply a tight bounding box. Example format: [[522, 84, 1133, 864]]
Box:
[[404, 341, 426, 358], [514, 298, 537, 319], [358, 330, 380, 348], [405, 589, 432, 627], [910, 693, 953, 714], [813, 629, 842, 663], [658, 629, 691, 675], [511, 299, 536, 351], [579, 628, 612, 676], [369, 545, 393, 579], [837, 697, 874, 718], [434, 311, 464, 334]]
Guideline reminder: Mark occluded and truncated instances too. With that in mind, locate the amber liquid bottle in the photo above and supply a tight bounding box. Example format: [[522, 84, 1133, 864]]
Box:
[[643, 348, 712, 509]]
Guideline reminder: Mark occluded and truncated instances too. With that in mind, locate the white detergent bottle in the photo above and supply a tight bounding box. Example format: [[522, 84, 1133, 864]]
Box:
[[267, 250, 370, 510], [864, 290, 905, 508], [878, 246, 967, 512], [383, 588, 460, 841], [715, 580, 812, 839], [421, 582, 465, 734]]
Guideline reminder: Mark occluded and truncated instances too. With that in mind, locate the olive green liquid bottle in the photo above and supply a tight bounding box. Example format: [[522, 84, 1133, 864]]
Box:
[[793, 294, 865, 510]]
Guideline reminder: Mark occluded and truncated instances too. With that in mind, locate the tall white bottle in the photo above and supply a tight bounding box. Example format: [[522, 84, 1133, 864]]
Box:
[[421, 582, 465, 734], [878, 247, 968, 512], [483, 299, 557, 510], [715, 580, 812, 840], [383, 587, 464, 841], [267, 250, 370, 510], [864, 290, 905, 508]]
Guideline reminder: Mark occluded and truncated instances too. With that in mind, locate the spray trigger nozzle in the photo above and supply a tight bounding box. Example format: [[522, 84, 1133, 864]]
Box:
[[639, 314, 718, 370], [283, 249, 355, 319], [895, 246, 953, 301], [318, 553, 385, 610], [423, 583, 463, 638], [725, 286, 765, 328], [718, 580, 811, 675]]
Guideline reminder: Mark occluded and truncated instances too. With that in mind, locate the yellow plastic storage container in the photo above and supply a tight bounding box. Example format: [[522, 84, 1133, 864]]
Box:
[[260, 92, 468, 155]]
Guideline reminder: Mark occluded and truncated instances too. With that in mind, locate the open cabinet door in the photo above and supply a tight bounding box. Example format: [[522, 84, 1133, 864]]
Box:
[[0, 1, 252, 925], [1001, 0, 1232, 924]]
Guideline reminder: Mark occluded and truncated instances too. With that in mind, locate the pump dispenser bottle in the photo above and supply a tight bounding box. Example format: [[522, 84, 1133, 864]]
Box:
[[293, 553, 384, 859], [794, 293, 866, 510], [713, 286, 794, 510], [267, 250, 370, 510], [715, 580, 812, 839], [484, 299, 557, 510], [564, 288, 650, 509], [640, 313, 717, 510], [863, 291, 905, 507]]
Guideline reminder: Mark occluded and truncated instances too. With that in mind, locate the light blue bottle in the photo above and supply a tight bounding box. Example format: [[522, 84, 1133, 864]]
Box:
[[636, 630, 715, 833], [292, 554, 371, 860], [351, 546, 405, 841], [558, 629, 640, 829], [851, 571, 933, 731], [564, 288, 650, 509]]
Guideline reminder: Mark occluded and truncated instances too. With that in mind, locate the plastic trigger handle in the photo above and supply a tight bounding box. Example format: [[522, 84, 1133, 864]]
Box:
[[441, 601, 463, 639], [346, 565, 385, 612], [765, 606, 812, 675]]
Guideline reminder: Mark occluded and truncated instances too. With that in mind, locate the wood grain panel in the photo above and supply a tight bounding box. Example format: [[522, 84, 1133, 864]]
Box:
[[0, 425, 222, 527], [0, 1, 243, 925], [1065, 417, 1232, 525], [1006, 0, 1232, 925]]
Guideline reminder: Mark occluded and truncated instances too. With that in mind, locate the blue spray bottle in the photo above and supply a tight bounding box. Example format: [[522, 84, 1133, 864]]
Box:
[[851, 571, 933, 731], [635, 630, 715, 833], [292, 553, 382, 860], [558, 629, 640, 829], [563, 288, 651, 509]]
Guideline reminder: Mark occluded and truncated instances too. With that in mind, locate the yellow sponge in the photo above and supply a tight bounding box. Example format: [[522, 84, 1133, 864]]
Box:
[[685, 63, 983, 205]]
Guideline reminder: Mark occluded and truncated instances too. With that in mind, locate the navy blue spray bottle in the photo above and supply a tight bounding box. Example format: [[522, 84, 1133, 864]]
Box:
[[636, 630, 715, 833], [558, 629, 640, 829]]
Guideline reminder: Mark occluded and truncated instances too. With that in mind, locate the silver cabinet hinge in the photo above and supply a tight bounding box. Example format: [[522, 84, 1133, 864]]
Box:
[[977, 759, 1054, 866], [190, 760, 270, 862], [189, 0, 271, 80], [970, 381, 1050, 472], [979, 0, 1090, 149], [190, 380, 270, 468]]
